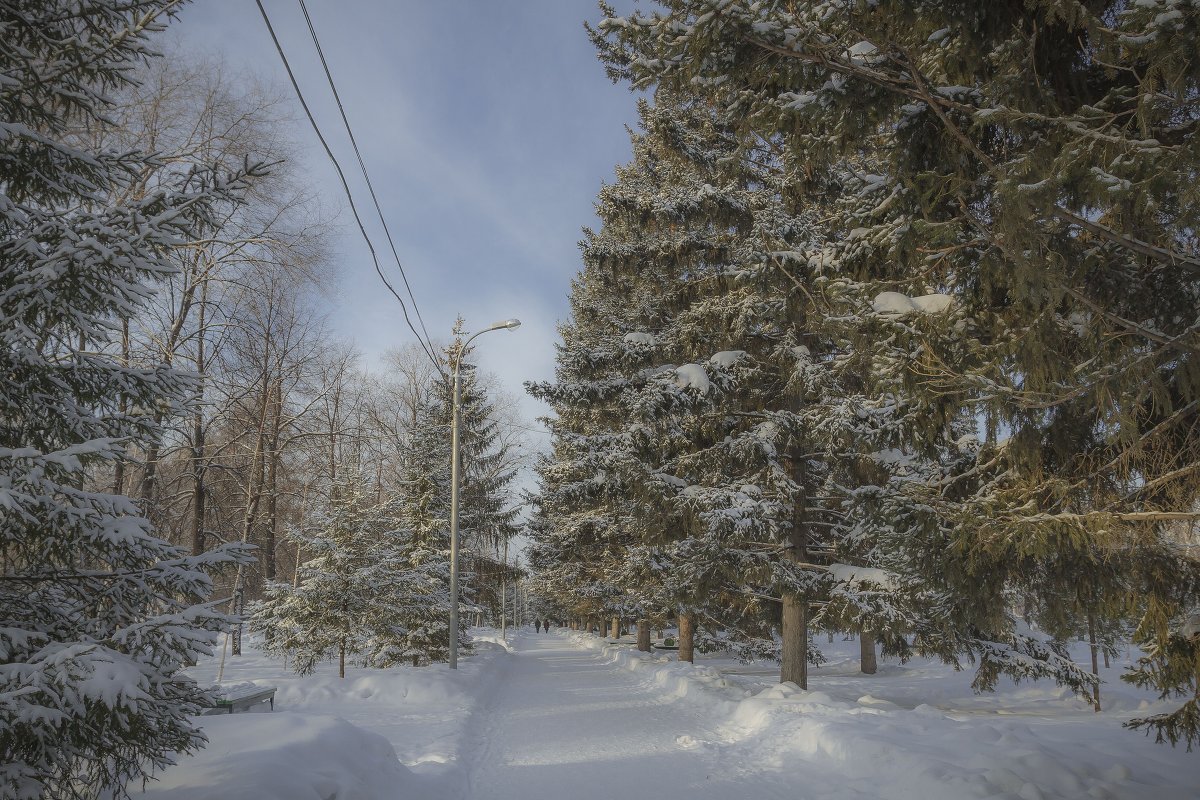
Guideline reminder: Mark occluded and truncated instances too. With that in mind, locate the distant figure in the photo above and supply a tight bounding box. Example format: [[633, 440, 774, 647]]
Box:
[[543, 619, 551, 633], [534, 618, 541, 632]]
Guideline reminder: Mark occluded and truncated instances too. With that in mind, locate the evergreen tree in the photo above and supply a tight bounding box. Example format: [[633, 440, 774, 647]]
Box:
[[0, 3, 258, 796], [254, 455, 466, 672], [252, 480, 382, 677], [526, 252, 646, 634], [393, 398, 468, 662], [439, 326, 522, 621], [532, 93, 860, 679], [597, 0, 1200, 743]]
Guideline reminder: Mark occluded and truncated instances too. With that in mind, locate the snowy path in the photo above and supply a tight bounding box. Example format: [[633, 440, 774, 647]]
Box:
[[153, 631, 1200, 799], [460, 634, 793, 800]]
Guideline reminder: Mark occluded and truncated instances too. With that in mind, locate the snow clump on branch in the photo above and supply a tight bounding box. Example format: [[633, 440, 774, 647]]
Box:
[[871, 292, 955, 318]]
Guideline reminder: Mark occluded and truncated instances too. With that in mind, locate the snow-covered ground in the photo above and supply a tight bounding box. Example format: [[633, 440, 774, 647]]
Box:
[[136, 629, 1200, 799]]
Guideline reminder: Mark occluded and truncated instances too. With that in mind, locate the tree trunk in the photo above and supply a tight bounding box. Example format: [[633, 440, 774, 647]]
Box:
[[780, 401, 810, 688], [339, 640, 346, 679], [265, 379, 282, 581], [376, 458, 383, 504], [191, 445, 206, 556], [678, 613, 695, 663], [860, 631, 878, 675], [1088, 611, 1101, 712], [113, 318, 130, 497], [190, 281, 208, 556], [229, 365, 273, 657], [637, 617, 651, 652], [781, 596, 808, 687], [140, 438, 161, 510], [501, 537, 508, 639], [610, 616, 620, 639], [328, 388, 339, 500]]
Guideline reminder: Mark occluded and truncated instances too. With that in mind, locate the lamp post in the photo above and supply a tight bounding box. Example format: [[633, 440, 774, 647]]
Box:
[[449, 318, 520, 669]]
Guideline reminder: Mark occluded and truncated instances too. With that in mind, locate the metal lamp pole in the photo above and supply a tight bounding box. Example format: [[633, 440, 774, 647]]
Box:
[[449, 318, 521, 669]]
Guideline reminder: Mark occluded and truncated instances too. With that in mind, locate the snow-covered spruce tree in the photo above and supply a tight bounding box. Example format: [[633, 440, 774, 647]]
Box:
[[594, 94, 850, 681], [254, 442, 466, 673], [546, 93, 776, 662], [597, 0, 1200, 740], [524, 421, 647, 635], [253, 479, 372, 677], [435, 325, 521, 620], [525, 251, 649, 634], [392, 397, 468, 663], [534, 90, 872, 680], [0, 3, 260, 797], [252, 477, 423, 675]]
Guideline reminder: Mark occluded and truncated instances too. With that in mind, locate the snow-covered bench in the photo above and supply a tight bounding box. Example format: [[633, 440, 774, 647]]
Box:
[[205, 685, 277, 715]]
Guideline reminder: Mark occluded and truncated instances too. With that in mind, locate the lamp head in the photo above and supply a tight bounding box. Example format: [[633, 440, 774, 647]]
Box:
[[495, 318, 521, 331]]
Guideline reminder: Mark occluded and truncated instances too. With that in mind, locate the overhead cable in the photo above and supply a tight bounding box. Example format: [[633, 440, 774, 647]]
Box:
[[295, 0, 438, 356], [253, 0, 446, 378]]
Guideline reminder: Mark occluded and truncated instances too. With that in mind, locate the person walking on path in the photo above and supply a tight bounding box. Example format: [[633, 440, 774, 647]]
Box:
[[534, 618, 542, 633]]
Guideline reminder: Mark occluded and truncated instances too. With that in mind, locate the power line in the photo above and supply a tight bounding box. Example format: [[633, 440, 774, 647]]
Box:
[[253, 0, 446, 379], [295, 0, 437, 354]]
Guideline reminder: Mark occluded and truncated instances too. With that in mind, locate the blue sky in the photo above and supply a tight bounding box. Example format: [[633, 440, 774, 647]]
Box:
[[174, 0, 641, 434]]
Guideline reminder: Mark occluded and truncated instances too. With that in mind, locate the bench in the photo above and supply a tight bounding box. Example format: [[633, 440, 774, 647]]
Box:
[[205, 686, 277, 715]]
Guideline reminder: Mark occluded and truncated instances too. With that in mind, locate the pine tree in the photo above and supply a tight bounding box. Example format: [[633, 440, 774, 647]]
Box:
[[0, 3, 258, 796], [597, 0, 1200, 742]]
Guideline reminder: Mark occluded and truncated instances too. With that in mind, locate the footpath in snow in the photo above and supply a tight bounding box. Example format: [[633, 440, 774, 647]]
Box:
[[460, 634, 795, 799], [142, 629, 1200, 800]]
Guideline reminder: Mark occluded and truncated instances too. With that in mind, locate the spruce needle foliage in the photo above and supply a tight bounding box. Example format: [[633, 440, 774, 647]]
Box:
[[594, 0, 1200, 744]]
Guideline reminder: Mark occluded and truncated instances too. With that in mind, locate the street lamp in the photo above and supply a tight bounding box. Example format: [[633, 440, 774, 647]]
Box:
[[449, 318, 520, 668]]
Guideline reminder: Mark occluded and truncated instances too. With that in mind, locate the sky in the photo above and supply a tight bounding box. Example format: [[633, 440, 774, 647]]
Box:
[[172, 0, 643, 446]]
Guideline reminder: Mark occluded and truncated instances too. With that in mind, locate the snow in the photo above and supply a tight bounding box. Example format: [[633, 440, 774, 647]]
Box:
[[868, 448, 916, 468], [708, 349, 746, 368], [623, 331, 656, 346], [674, 363, 711, 395], [138, 629, 1200, 799], [827, 562, 897, 590], [138, 714, 414, 800], [872, 291, 955, 318], [846, 40, 879, 65]]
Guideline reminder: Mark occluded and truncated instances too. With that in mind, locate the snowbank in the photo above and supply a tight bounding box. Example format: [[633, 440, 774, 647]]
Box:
[[136, 635, 512, 799], [138, 713, 414, 800], [567, 632, 1200, 800]]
